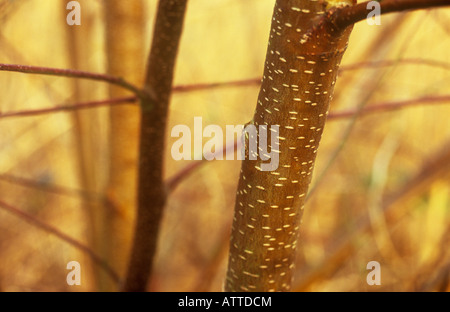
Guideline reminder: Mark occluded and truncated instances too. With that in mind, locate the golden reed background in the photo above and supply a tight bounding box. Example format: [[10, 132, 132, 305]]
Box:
[[0, 0, 449, 291]]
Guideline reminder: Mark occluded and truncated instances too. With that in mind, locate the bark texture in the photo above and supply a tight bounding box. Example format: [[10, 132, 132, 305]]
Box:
[[225, 0, 355, 292]]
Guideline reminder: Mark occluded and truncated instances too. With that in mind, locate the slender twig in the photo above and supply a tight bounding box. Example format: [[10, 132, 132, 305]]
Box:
[[331, 0, 450, 31], [166, 140, 240, 193], [328, 95, 450, 120], [0, 199, 119, 283], [172, 78, 261, 93], [0, 63, 144, 97], [0, 173, 101, 201], [0, 96, 137, 120], [175, 58, 450, 93], [340, 58, 450, 73]]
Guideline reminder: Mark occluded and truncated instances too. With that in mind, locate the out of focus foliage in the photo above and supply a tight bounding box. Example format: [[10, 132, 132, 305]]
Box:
[[0, 0, 449, 291]]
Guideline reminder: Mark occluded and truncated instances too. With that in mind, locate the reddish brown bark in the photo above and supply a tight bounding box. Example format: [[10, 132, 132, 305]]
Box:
[[225, 0, 355, 292]]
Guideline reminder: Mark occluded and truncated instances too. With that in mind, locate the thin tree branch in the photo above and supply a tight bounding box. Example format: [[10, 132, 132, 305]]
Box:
[[0, 199, 120, 283], [123, 0, 189, 292], [166, 140, 240, 193], [340, 58, 450, 73], [331, 0, 450, 31], [172, 78, 261, 93], [0, 173, 101, 201], [328, 95, 450, 120], [0, 63, 144, 97], [0, 96, 137, 120]]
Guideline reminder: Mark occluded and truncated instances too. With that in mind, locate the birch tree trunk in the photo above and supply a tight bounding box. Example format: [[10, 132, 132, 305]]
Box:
[[225, 0, 355, 292]]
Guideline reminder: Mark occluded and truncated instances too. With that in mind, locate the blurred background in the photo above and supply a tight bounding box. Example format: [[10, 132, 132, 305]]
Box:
[[0, 0, 449, 291]]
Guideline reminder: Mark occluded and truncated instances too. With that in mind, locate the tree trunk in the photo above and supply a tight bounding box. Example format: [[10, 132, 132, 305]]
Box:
[[225, 0, 355, 292]]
